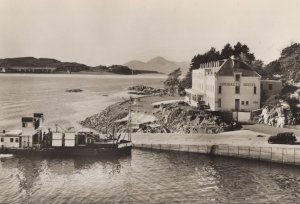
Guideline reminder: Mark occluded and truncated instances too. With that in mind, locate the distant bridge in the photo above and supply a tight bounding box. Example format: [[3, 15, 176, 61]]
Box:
[[1, 67, 57, 73]]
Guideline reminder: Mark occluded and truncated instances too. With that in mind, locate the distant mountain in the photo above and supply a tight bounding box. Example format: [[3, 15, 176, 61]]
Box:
[[0, 57, 159, 75], [124, 56, 189, 75], [91, 65, 158, 75]]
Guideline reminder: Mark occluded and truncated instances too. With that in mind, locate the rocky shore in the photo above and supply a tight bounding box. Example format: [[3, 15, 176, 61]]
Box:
[[80, 95, 234, 134], [80, 100, 130, 134], [127, 85, 167, 96]]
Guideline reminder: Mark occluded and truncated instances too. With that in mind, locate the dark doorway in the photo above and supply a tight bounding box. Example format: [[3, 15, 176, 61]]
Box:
[[77, 134, 86, 145], [235, 99, 240, 111], [33, 134, 39, 144]]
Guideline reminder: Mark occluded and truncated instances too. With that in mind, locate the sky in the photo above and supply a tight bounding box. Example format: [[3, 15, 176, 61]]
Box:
[[0, 0, 300, 66]]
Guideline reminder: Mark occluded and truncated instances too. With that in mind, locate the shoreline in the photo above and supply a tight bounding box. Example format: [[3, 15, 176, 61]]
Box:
[[0, 72, 167, 79], [79, 88, 300, 166], [0, 72, 165, 77]]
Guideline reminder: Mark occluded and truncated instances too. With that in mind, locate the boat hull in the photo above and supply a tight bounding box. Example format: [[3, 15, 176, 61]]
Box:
[[0, 146, 132, 158]]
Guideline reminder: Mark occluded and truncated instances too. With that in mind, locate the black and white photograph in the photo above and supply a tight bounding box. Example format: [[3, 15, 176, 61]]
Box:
[[0, 0, 300, 203]]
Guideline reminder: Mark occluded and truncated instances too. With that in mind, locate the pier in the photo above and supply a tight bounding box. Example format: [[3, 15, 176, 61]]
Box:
[[132, 130, 300, 166]]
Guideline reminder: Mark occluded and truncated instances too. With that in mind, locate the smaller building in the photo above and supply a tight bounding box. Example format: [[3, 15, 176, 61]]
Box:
[[261, 80, 282, 97]]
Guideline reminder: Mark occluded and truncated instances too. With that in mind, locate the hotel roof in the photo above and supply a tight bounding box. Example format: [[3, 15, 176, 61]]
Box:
[[198, 58, 260, 77]]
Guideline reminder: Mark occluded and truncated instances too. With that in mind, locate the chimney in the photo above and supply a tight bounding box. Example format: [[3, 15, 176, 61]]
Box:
[[231, 55, 240, 68]]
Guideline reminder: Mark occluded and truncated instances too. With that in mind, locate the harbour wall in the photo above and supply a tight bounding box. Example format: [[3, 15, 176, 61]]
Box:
[[131, 131, 300, 166]]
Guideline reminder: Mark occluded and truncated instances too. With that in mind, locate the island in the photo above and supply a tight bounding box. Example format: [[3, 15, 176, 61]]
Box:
[[0, 57, 160, 75]]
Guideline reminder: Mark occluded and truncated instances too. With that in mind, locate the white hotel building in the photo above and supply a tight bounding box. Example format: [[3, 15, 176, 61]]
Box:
[[185, 58, 261, 111]]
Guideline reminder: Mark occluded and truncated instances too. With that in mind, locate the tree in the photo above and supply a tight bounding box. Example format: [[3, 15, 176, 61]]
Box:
[[181, 42, 257, 88], [164, 68, 182, 95], [190, 47, 221, 70], [233, 42, 255, 64], [252, 60, 266, 76], [221, 43, 234, 59], [181, 69, 192, 89], [182, 47, 221, 89]]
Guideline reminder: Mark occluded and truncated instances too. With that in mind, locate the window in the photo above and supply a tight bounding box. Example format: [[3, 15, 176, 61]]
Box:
[[246, 101, 249, 105], [235, 86, 240, 94], [219, 86, 222, 94], [254, 86, 257, 94], [15, 138, 19, 143], [10, 138, 13, 143], [235, 74, 241, 81], [218, 99, 221, 108], [242, 101, 245, 105], [0, 138, 3, 142], [268, 84, 273, 90], [22, 122, 27, 128], [192, 94, 197, 101]]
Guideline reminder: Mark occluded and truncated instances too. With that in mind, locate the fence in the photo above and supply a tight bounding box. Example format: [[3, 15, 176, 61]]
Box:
[[133, 143, 300, 166]]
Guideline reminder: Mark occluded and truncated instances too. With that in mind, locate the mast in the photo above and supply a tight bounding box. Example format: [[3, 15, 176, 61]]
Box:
[[128, 96, 132, 141], [128, 68, 134, 142]]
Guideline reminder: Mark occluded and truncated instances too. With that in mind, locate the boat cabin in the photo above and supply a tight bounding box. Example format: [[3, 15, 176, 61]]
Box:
[[0, 113, 120, 150], [0, 130, 22, 148], [21, 113, 44, 148]]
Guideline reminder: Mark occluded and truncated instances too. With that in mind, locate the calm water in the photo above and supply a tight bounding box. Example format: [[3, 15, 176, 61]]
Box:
[[1, 150, 300, 203], [1, 74, 300, 203], [0, 73, 165, 130]]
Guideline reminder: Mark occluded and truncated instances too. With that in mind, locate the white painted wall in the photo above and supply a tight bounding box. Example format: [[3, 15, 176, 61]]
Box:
[[191, 63, 261, 111], [233, 112, 252, 122], [216, 76, 260, 111], [0, 136, 19, 148], [52, 132, 63, 147], [192, 68, 217, 109], [65, 133, 75, 147]]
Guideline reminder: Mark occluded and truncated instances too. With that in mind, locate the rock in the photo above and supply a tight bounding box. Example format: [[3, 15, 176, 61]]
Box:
[[128, 85, 167, 96], [81, 99, 229, 134], [65, 89, 83, 93]]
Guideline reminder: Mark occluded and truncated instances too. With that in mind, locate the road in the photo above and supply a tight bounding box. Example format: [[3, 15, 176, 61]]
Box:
[[243, 124, 300, 138]]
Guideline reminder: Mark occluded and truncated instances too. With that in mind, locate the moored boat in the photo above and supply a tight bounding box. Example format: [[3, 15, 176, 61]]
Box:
[[0, 113, 132, 157]]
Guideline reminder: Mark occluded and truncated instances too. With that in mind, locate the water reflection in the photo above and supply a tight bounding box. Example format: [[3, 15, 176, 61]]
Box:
[[1, 150, 300, 203], [0, 154, 131, 203]]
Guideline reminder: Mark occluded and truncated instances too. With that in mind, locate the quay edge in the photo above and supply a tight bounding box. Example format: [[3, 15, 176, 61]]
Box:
[[131, 131, 300, 166], [133, 143, 300, 166]]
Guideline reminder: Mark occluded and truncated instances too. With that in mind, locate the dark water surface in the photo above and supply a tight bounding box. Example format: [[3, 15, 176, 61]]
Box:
[[1, 149, 300, 204]]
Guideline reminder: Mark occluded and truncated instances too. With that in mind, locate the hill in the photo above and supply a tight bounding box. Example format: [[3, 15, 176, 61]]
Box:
[[90, 65, 159, 75], [0, 57, 159, 75], [0, 57, 90, 72], [264, 43, 300, 81], [124, 56, 189, 75]]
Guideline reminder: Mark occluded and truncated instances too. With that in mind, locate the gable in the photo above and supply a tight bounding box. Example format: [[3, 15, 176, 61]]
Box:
[[217, 59, 260, 77]]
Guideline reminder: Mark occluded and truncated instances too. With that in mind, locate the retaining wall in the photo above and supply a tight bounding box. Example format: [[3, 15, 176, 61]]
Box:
[[133, 143, 300, 166]]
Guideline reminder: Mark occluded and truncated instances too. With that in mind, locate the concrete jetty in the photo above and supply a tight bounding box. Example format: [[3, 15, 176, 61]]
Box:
[[131, 130, 300, 166]]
